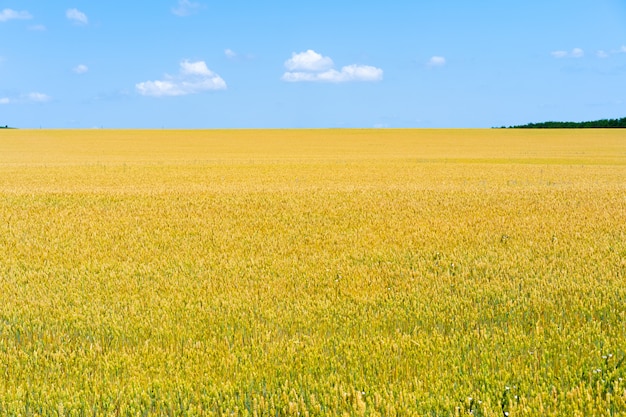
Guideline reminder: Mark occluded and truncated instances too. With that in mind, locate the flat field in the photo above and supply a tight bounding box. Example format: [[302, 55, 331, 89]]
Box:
[[1, 129, 625, 416]]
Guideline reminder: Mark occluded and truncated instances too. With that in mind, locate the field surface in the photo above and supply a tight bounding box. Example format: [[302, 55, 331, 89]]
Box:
[[1, 129, 625, 416]]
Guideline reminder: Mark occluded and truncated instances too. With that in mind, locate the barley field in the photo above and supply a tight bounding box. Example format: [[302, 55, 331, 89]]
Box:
[[1, 129, 625, 416]]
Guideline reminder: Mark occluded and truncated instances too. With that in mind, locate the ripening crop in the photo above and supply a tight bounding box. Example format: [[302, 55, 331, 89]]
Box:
[[0, 129, 625, 416]]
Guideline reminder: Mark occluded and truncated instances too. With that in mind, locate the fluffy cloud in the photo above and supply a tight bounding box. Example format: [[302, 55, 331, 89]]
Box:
[[224, 49, 237, 59], [73, 64, 89, 74], [427, 56, 446, 67], [136, 60, 226, 97], [180, 60, 212, 76], [0, 8, 32, 22], [172, 0, 204, 17], [282, 65, 383, 83], [0, 98, 10, 104], [284, 50, 334, 72], [282, 50, 383, 83], [551, 48, 584, 58], [66, 8, 88, 25]]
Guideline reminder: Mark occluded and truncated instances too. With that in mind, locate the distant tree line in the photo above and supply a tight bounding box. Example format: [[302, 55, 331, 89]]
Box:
[[501, 117, 626, 129]]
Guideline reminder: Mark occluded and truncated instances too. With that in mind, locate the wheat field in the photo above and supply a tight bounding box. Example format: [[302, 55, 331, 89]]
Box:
[[1, 129, 625, 416]]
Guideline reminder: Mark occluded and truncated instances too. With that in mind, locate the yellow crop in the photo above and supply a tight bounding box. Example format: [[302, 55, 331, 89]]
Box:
[[1, 129, 625, 416]]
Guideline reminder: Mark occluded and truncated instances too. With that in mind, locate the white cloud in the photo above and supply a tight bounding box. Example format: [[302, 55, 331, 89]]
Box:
[[605, 46, 626, 55], [427, 56, 446, 67], [331, 65, 382, 82], [66, 8, 88, 25], [282, 50, 383, 83], [27, 92, 51, 103], [73, 64, 89, 74], [551, 48, 584, 58], [172, 0, 203, 16], [0, 92, 51, 104], [28, 24, 46, 31], [224, 48, 255, 61], [0, 8, 32, 22], [136, 81, 182, 97], [136, 60, 226, 97], [284, 50, 334, 72], [180, 60, 212, 76], [284, 65, 383, 83], [597, 50, 609, 58]]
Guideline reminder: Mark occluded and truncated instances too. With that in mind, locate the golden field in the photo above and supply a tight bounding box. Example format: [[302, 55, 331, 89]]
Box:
[[0, 129, 625, 416]]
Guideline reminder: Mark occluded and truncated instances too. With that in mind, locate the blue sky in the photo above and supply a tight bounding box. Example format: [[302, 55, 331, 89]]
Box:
[[1, 0, 626, 128]]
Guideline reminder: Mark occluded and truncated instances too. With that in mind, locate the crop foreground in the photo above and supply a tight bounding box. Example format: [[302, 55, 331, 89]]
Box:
[[1, 129, 625, 416]]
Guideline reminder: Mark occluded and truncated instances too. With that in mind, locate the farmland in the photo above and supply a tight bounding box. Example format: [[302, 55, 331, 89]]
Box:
[[1, 129, 625, 416]]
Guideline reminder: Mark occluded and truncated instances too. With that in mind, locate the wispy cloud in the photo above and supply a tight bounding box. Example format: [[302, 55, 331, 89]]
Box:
[[66, 8, 88, 25], [552, 46, 626, 59], [551, 48, 584, 59], [608, 46, 626, 55], [570, 48, 584, 58], [0, 8, 32, 22], [427, 56, 446, 67], [73, 64, 89, 74], [27, 92, 52, 103], [224, 48, 255, 61], [28, 24, 46, 31], [1, 92, 52, 104], [282, 50, 383, 83], [136, 60, 227, 97], [172, 0, 204, 17]]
